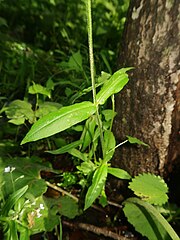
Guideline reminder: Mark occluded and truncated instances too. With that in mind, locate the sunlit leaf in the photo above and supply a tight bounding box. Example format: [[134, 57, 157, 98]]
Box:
[[21, 101, 96, 144], [96, 68, 131, 105]]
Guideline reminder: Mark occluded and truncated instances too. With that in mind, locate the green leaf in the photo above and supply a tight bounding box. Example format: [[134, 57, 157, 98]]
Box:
[[80, 116, 97, 151], [21, 195, 55, 234], [103, 130, 116, 162], [1, 157, 49, 198], [127, 136, 149, 147], [123, 198, 179, 240], [68, 148, 88, 161], [96, 68, 130, 105], [84, 164, 108, 210], [28, 83, 51, 98], [129, 173, 168, 205], [108, 167, 131, 180], [99, 188, 108, 207], [47, 140, 83, 155], [21, 101, 96, 144], [5, 220, 19, 240], [35, 101, 62, 119], [1, 185, 28, 216], [60, 51, 83, 72], [5, 100, 34, 125], [44, 196, 80, 220], [77, 161, 96, 175], [102, 109, 117, 122], [58, 196, 80, 219]]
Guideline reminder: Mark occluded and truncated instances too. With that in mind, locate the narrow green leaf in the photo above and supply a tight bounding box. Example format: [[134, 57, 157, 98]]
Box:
[[47, 140, 83, 155], [6, 220, 19, 240], [21, 101, 96, 144], [68, 148, 88, 161], [127, 135, 149, 147], [123, 198, 179, 240], [103, 131, 116, 162], [84, 164, 108, 210], [1, 185, 28, 216], [108, 167, 131, 180], [80, 116, 96, 151], [96, 68, 130, 105]]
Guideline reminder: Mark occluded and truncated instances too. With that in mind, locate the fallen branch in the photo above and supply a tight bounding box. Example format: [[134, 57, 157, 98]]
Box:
[[63, 220, 136, 240]]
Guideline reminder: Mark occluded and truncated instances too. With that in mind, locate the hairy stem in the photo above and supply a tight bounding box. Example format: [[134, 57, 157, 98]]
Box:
[[86, 0, 104, 157]]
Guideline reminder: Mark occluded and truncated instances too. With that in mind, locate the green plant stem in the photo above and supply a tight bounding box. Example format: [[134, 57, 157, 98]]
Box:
[[86, 0, 104, 157]]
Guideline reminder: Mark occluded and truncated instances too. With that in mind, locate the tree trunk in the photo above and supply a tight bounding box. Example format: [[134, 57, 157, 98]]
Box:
[[113, 0, 180, 178]]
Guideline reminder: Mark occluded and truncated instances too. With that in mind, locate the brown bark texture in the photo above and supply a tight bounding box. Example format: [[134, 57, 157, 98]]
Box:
[[113, 0, 180, 177]]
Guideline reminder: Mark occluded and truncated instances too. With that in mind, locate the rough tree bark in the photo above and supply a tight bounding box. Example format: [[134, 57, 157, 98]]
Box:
[[113, 0, 180, 178]]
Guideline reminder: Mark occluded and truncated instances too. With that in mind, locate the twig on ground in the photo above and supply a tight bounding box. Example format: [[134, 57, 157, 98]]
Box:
[[63, 220, 136, 240]]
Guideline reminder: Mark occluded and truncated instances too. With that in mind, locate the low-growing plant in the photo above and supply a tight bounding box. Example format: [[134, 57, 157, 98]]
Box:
[[0, 1, 179, 240]]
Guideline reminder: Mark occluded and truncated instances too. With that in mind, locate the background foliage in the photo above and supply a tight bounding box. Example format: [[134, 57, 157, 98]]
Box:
[[1, 0, 179, 239]]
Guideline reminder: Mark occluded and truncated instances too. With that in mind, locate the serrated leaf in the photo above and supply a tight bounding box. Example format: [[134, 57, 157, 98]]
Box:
[[127, 135, 149, 147], [129, 173, 168, 205], [84, 164, 108, 210], [96, 68, 131, 105], [21, 101, 96, 144], [108, 167, 131, 180], [123, 198, 179, 240]]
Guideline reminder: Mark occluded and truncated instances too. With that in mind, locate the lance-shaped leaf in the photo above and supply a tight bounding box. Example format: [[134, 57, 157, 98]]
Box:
[[123, 198, 179, 240], [108, 167, 131, 180], [47, 140, 83, 155], [84, 164, 108, 210], [96, 68, 131, 105], [21, 101, 96, 144], [1, 185, 28, 216]]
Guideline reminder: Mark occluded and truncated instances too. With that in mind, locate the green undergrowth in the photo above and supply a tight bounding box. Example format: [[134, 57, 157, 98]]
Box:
[[0, 0, 179, 240]]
